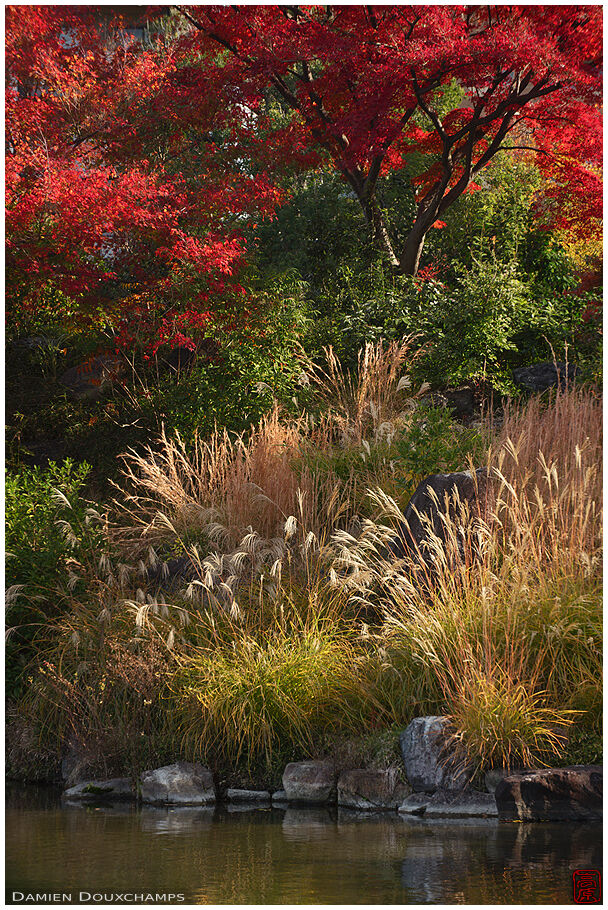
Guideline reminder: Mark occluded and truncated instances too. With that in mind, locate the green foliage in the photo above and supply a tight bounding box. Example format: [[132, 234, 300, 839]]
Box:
[[432, 155, 541, 273], [254, 169, 416, 364], [6, 460, 93, 609], [573, 289, 603, 382], [413, 257, 532, 386], [560, 727, 603, 767], [254, 171, 371, 290], [6, 283, 80, 343], [394, 406, 486, 483], [130, 295, 307, 447], [254, 154, 591, 388], [6, 278, 309, 493], [5, 460, 99, 698], [312, 261, 409, 363]]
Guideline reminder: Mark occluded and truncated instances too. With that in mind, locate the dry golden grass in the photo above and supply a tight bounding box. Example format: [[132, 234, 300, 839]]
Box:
[[331, 384, 602, 768], [306, 337, 424, 444], [110, 340, 425, 560], [489, 386, 602, 572], [112, 407, 351, 559]]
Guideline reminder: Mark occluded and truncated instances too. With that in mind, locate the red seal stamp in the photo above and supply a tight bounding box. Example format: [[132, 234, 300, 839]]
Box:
[[573, 870, 602, 904]]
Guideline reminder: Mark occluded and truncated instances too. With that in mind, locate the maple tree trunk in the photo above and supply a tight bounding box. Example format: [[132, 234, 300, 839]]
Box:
[[398, 230, 427, 277], [363, 195, 426, 275], [369, 201, 399, 268], [358, 194, 400, 267]]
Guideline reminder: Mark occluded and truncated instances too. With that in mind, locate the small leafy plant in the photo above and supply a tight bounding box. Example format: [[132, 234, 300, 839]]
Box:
[[6, 459, 101, 697], [6, 460, 94, 611], [394, 405, 486, 485]]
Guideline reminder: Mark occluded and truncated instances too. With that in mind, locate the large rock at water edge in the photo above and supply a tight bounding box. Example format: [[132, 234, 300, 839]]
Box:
[[495, 765, 602, 822], [484, 767, 528, 795], [64, 777, 135, 801], [337, 768, 410, 810], [389, 469, 490, 561], [140, 762, 216, 805], [399, 788, 498, 818], [400, 716, 469, 792], [226, 788, 271, 802], [512, 361, 576, 393], [282, 761, 337, 804]]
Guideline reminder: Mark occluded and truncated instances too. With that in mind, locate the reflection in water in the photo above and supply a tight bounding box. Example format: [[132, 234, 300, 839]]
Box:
[[5, 785, 602, 904], [139, 806, 215, 835], [397, 817, 603, 904]]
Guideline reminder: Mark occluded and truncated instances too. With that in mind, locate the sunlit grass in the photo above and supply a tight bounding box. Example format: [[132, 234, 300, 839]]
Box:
[[174, 613, 364, 771], [9, 374, 602, 779]]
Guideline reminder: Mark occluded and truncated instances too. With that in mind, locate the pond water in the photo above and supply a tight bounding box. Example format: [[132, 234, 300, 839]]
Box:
[[6, 784, 602, 905]]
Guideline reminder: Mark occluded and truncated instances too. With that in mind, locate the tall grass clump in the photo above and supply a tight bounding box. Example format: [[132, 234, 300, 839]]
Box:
[[111, 340, 425, 561], [307, 337, 423, 444], [173, 610, 364, 773], [333, 385, 602, 771], [12, 475, 370, 780], [115, 407, 305, 553]]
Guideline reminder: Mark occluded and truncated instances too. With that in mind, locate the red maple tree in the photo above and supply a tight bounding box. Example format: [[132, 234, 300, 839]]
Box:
[[6, 3, 602, 339], [174, 4, 602, 274], [6, 6, 280, 348]]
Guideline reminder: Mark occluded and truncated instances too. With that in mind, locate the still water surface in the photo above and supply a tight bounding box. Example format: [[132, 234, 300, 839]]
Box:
[[6, 784, 602, 904]]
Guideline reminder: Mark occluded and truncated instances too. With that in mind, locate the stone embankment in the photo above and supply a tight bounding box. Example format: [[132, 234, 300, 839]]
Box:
[[63, 718, 603, 822]]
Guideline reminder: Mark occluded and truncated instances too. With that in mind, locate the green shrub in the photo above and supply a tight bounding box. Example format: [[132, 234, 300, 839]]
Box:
[[394, 405, 486, 487], [6, 460, 93, 608], [5, 460, 100, 696]]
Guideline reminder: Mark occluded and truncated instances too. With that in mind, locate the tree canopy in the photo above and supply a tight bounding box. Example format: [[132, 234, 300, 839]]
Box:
[[6, 4, 602, 346]]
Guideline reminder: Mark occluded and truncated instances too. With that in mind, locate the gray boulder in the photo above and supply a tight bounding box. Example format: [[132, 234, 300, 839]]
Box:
[[512, 361, 577, 393], [226, 788, 271, 802], [139, 762, 216, 806], [429, 386, 476, 418], [337, 768, 410, 810], [399, 788, 497, 818], [389, 469, 490, 562], [396, 793, 430, 816], [64, 777, 134, 801], [400, 716, 469, 792], [495, 765, 602, 822], [282, 761, 337, 804]]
